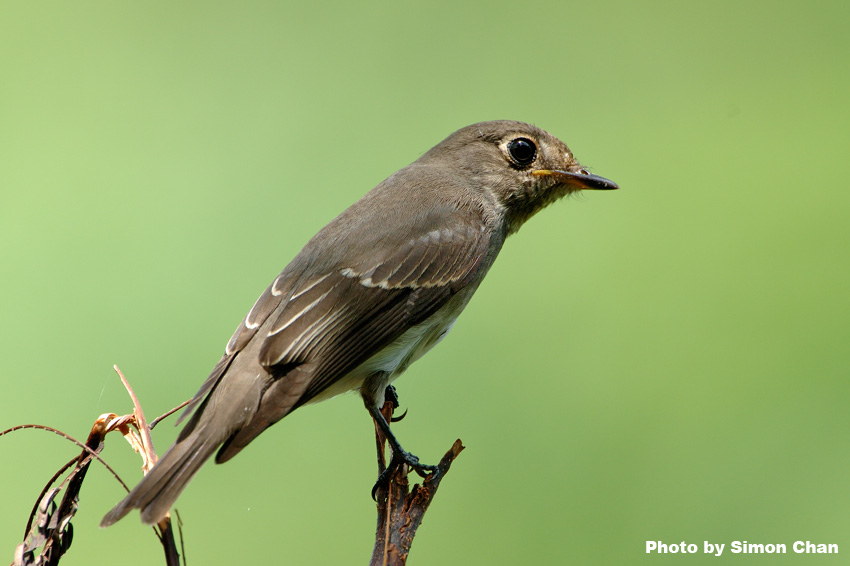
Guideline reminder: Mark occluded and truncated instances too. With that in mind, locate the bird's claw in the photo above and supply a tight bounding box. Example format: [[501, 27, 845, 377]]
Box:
[[371, 450, 438, 499]]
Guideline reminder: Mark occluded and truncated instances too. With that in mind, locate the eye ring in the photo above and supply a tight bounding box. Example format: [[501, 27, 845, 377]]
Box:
[[507, 138, 537, 167]]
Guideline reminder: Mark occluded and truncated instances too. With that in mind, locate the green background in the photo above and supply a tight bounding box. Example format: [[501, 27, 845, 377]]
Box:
[[2, 1, 848, 564]]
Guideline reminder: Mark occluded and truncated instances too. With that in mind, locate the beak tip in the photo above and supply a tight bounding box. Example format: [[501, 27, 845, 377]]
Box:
[[573, 171, 619, 191]]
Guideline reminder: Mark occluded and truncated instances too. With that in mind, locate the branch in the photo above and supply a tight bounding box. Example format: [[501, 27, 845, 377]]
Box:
[[370, 401, 464, 565], [6, 367, 187, 566]]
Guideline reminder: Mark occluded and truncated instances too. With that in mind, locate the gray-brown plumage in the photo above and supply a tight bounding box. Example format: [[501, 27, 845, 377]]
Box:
[[100, 120, 617, 527]]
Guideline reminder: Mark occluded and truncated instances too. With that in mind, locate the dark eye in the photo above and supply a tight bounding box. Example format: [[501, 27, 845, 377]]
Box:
[[507, 138, 537, 167]]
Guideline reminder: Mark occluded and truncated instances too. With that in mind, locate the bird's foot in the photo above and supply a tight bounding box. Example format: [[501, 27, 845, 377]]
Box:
[[371, 449, 439, 499]]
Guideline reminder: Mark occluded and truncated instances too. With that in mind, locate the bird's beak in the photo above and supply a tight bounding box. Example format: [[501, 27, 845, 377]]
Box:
[[532, 169, 619, 191]]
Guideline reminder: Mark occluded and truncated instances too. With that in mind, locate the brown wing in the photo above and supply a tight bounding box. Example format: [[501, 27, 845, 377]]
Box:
[[174, 268, 297, 425], [259, 218, 491, 403], [182, 212, 493, 461]]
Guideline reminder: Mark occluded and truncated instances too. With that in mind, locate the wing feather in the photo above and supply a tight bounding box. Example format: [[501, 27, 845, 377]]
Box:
[[255, 214, 491, 406], [184, 210, 493, 453]]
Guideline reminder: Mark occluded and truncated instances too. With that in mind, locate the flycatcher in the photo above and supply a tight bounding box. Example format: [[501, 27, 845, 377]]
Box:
[[101, 120, 618, 527]]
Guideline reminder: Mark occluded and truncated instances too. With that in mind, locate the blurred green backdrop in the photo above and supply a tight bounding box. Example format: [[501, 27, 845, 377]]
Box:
[[1, 1, 848, 564]]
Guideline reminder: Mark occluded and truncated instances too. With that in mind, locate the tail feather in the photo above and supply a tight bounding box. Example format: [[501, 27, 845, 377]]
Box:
[[100, 430, 218, 527], [101, 360, 269, 527], [100, 359, 309, 526]]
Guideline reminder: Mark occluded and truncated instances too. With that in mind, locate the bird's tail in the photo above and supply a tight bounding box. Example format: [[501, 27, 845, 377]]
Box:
[[100, 357, 307, 527], [100, 424, 220, 527]]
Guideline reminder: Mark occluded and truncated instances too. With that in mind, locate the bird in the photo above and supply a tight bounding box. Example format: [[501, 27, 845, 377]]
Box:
[[101, 120, 618, 527]]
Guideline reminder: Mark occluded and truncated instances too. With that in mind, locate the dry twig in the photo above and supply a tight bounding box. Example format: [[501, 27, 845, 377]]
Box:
[[5, 366, 187, 566], [370, 400, 464, 565]]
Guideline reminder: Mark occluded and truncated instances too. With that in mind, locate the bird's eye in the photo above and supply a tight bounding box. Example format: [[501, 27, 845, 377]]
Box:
[[507, 138, 537, 167]]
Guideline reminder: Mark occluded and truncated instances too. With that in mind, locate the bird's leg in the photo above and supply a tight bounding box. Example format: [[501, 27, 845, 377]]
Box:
[[384, 384, 400, 408], [372, 390, 395, 474], [384, 385, 408, 422], [369, 386, 437, 498]]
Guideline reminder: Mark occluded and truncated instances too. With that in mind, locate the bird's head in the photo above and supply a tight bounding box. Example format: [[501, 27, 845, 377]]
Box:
[[421, 120, 618, 233]]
